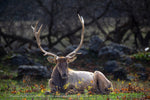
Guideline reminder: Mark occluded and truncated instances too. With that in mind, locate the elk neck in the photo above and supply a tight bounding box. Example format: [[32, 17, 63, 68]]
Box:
[[51, 66, 68, 92]]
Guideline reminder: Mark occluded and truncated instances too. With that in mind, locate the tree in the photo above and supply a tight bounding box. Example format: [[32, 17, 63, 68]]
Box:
[[0, 0, 149, 53]]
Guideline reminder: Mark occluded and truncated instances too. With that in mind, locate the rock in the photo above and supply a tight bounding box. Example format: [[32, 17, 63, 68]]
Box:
[[29, 47, 59, 57], [98, 46, 121, 60], [137, 73, 148, 81], [134, 63, 145, 72], [10, 55, 33, 65], [89, 35, 104, 53], [66, 45, 88, 55], [29, 48, 49, 56], [126, 72, 148, 81], [0, 44, 7, 57], [120, 56, 133, 65], [124, 57, 133, 65], [113, 67, 127, 80], [14, 46, 28, 54], [98, 43, 133, 60], [104, 60, 119, 73], [127, 75, 136, 81], [108, 43, 133, 55], [17, 65, 51, 79]]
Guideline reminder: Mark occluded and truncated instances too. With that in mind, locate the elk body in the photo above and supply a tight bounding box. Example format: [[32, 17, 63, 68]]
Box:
[[32, 15, 113, 94]]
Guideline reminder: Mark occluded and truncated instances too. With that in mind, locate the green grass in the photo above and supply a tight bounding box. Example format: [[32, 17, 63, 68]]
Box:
[[130, 52, 150, 62], [0, 93, 145, 100], [0, 79, 149, 100]]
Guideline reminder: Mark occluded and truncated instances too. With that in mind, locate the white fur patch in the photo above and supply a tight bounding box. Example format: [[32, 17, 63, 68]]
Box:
[[67, 70, 94, 87]]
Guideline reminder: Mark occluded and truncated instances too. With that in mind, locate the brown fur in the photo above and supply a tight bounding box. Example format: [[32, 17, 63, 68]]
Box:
[[49, 57, 69, 93]]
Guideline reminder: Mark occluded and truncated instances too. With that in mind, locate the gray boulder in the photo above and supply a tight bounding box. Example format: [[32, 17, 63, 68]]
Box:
[[113, 67, 127, 80], [17, 65, 51, 79], [104, 60, 119, 73], [134, 63, 145, 72], [127, 72, 148, 81], [120, 56, 133, 65], [10, 55, 33, 65], [98, 46, 121, 60], [89, 35, 104, 53], [14, 46, 28, 54], [66, 45, 88, 55], [124, 57, 133, 65], [127, 75, 136, 81], [108, 43, 133, 55], [98, 43, 133, 60], [138, 72, 148, 81], [29, 47, 51, 56]]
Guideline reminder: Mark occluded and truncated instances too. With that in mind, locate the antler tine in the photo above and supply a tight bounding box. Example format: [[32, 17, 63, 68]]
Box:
[[31, 22, 58, 58], [66, 14, 85, 58]]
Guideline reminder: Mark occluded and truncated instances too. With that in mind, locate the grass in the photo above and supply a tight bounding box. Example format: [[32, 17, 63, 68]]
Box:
[[130, 52, 150, 62], [0, 78, 150, 100], [0, 93, 145, 100]]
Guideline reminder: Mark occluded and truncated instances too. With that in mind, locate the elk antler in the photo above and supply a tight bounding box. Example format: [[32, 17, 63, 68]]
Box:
[[66, 14, 85, 58], [31, 22, 58, 58]]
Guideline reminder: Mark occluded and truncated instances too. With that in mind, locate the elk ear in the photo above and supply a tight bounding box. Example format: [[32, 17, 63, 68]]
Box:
[[67, 56, 77, 63], [47, 56, 57, 64]]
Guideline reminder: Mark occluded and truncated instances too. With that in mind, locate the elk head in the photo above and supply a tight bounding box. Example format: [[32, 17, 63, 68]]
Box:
[[31, 15, 84, 79]]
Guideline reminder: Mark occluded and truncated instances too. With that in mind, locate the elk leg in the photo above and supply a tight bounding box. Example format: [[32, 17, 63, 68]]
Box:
[[94, 71, 113, 94], [65, 84, 77, 94], [49, 78, 57, 93]]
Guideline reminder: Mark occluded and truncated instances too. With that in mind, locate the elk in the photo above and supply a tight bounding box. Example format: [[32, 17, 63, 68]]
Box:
[[31, 15, 113, 94]]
